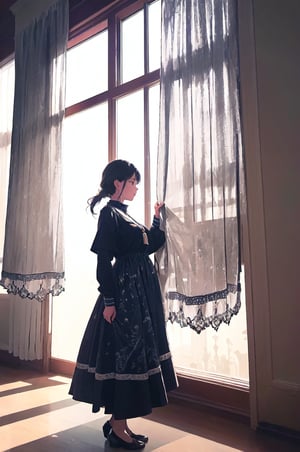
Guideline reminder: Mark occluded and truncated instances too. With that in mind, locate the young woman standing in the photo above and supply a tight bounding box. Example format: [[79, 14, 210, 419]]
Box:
[[69, 159, 178, 450]]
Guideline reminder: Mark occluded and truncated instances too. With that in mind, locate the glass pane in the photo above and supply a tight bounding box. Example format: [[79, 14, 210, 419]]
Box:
[[149, 83, 160, 210], [148, 0, 161, 72], [116, 90, 144, 223], [120, 10, 144, 84], [51, 103, 108, 361], [66, 31, 108, 107]]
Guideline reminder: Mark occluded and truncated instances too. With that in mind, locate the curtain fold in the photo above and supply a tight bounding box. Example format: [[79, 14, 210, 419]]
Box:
[[157, 0, 243, 333], [0, 59, 14, 268], [0, 0, 68, 303], [0, 0, 68, 360]]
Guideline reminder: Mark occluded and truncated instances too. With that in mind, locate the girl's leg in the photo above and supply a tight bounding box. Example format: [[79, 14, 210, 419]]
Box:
[[110, 416, 133, 443]]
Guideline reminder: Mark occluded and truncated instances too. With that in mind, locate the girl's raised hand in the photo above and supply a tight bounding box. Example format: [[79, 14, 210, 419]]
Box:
[[154, 201, 164, 218]]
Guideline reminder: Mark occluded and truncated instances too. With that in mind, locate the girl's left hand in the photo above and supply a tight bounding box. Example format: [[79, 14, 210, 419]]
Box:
[[103, 306, 116, 323], [154, 201, 164, 218]]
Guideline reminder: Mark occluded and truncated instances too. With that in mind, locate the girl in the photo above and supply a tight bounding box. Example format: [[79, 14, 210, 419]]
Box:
[[69, 159, 177, 450]]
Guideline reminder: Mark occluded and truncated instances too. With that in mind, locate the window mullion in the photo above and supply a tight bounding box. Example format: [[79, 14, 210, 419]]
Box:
[[144, 0, 149, 74], [144, 87, 151, 226], [144, 2, 151, 226], [108, 13, 117, 161]]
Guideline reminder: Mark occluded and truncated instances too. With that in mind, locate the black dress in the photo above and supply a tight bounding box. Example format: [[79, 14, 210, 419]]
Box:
[[69, 200, 178, 420]]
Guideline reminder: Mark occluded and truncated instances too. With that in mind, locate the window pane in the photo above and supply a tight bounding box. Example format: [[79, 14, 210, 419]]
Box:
[[52, 103, 108, 361], [120, 11, 144, 84], [66, 31, 108, 107], [148, 0, 161, 72], [116, 90, 144, 223]]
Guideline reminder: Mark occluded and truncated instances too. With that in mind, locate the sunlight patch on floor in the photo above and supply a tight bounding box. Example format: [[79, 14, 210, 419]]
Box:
[[152, 435, 243, 451], [0, 380, 32, 393], [48, 375, 72, 384], [0, 400, 104, 450], [0, 383, 72, 417]]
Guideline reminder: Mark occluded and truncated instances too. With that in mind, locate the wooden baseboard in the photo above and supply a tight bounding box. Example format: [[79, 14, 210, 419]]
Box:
[[0, 350, 20, 367], [169, 373, 250, 419], [258, 422, 300, 442], [0, 349, 44, 372], [50, 357, 75, 376]]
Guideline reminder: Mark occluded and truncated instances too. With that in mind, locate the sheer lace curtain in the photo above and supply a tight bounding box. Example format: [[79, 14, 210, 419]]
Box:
[[0, 0, 68, 360], [157, 0, 243, 333]]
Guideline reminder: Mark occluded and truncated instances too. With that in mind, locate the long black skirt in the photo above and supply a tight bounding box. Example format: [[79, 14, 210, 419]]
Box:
[[69, 253, 178, 420]]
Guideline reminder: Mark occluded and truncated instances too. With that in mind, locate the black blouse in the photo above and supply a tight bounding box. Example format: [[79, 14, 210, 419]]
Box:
[[90, 200, 165, 302]]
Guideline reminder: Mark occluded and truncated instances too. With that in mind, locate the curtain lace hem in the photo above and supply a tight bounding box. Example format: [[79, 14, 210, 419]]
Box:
[[167, 287, 241, 334], [1, 271, 65, 302], [167, 283, 241, 305]]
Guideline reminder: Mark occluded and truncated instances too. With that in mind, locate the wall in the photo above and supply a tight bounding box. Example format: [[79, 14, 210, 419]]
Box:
[[239, 0, 300, 431]]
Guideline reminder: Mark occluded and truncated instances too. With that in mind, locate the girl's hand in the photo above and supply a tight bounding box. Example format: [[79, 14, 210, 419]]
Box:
[[154, 201, 164, 218], [103, 306, 116, 323]]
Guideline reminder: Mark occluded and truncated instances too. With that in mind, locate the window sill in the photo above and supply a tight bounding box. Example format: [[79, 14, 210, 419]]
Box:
[[170, 371, 250, 419]]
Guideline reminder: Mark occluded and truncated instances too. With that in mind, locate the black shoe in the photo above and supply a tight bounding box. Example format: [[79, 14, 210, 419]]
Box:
[[108, 430, 145, 450], [102, 420, 112, 438], [129, 432, 149, 443], [103, 420, 148, 443]]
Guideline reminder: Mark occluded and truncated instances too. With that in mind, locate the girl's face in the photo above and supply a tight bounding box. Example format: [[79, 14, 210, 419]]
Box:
[[122, 176, 139, 201], [113, 175, 139, 202]]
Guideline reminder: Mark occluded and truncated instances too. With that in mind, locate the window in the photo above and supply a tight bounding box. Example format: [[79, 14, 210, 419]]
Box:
[[51, 0, 249, 388]]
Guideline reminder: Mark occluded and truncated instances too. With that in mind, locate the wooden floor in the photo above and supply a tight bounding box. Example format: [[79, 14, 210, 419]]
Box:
[[0, 365, 299, 452]]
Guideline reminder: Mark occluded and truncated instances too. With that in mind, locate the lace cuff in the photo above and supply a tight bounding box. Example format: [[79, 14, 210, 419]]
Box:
[[103, 297, 115, 307], [152, 216, 160, 228]]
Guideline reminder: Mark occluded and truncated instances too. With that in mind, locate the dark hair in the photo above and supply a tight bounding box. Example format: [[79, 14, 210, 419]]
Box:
[[88, 159, 141, 214]]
